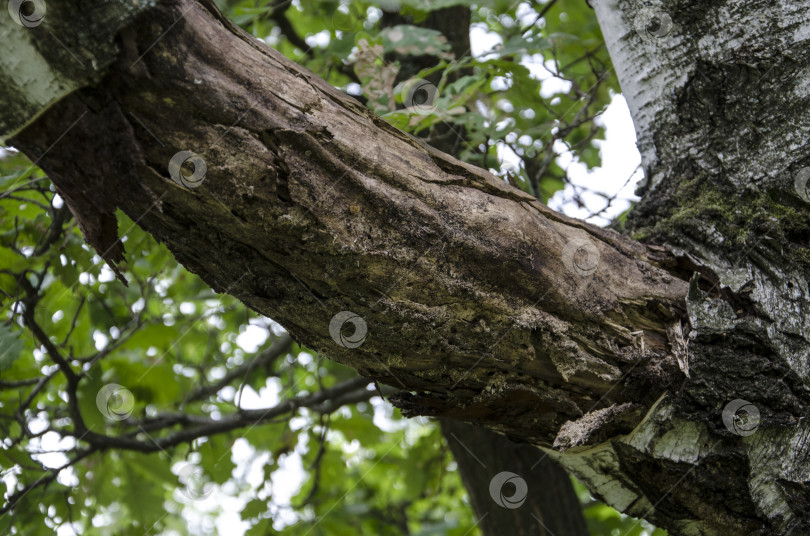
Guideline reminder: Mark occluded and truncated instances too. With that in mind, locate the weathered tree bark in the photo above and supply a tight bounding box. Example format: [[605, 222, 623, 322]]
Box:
[[3, 0, 809, 534], [556, 3, 810, 535]]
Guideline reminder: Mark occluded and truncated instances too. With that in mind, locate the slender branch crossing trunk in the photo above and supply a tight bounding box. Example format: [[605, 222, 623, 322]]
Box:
[[441, 419, 589, 536]]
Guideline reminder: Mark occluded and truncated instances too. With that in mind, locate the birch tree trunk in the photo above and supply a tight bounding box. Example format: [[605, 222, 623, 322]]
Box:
[[2, 0, 809, 534], [563, 2, 810, 535]]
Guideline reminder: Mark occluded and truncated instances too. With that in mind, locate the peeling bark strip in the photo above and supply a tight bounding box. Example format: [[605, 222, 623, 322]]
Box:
[[4, 0, 810, 534]]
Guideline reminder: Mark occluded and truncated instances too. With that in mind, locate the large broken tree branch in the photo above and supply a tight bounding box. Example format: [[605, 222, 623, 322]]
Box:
[[6, 0, 689, 447]]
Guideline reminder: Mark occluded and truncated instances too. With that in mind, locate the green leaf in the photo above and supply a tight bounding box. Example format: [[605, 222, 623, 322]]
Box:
[[245, 518, 273, 536], [76, 371, 106, 432], [199, 435, 237, 484], [0, 323, 24, 371], [120, 452, 171, 528], [241, 498, 268, 520], [382, 25, 452, 57]]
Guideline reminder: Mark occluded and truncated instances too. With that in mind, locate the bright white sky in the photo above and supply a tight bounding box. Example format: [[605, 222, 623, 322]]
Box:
[[467, 24, 641, 227], [22, 11, 643, 536]]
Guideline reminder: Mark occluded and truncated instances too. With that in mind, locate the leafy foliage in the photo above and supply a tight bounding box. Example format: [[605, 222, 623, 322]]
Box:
[[1, 1, 663, 535]]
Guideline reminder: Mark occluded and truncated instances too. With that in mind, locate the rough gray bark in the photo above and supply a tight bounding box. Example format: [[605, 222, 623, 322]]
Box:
[[3, 0, 809, 534], [555, 2, 810, 535], [0, 1, 149, 140]]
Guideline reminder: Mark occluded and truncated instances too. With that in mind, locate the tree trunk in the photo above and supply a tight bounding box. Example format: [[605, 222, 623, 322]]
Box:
[[562, 2, 810, 535], [442, 419, 589, 536], [3, 0, 810, 534]]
